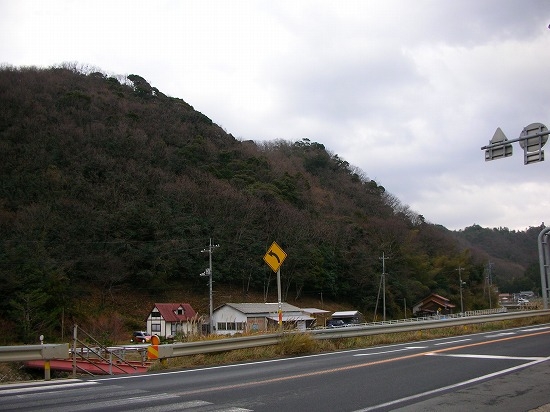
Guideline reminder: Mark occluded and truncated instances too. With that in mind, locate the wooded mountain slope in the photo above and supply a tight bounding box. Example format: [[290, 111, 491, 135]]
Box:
[[0, 65, 541, 343]]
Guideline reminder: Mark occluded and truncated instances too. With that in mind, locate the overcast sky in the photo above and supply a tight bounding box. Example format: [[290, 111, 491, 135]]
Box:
[[2, 1, 549, 231]]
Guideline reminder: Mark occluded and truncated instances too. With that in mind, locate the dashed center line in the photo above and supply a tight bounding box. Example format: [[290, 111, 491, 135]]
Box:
[[485, 332, 516, 338], [433, 338, 471, 346], [522, 326, 550, 332], [353, 346, 426, 357], [426, 353, 545, 361]]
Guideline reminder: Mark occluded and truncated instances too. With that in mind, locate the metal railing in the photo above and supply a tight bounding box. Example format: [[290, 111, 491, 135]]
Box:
[[71, 325, 147, 377], [316, 307, 508, 330]]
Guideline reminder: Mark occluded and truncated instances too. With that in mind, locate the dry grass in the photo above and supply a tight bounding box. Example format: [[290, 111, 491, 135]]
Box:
[[278, 333, 317, 355], [0, 363, 34, 384]]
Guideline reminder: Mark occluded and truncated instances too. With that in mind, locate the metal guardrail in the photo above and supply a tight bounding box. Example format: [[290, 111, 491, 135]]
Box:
[[0, 344, 69, 380], [0, 344, 69, 362], [154, 308, 550, 359], [3, 309, 550, 371], [319, 306, 543, 330], [156, 333, 281, 359], [311, 309, 548, 339], [317, 307, 508, 330]]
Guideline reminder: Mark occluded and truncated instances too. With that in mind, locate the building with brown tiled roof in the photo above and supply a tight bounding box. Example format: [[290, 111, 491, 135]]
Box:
[[412, 293, 456, 316]]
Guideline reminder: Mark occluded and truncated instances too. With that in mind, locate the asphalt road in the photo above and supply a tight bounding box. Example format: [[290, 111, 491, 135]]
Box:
[[2, 324, 550, 411]]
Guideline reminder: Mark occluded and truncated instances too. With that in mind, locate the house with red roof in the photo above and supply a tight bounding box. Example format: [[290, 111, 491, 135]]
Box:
[[146, 303, 200, 339]]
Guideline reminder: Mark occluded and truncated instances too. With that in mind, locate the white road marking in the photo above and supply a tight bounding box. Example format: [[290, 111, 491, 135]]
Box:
[[485, 332, 516, 337], [0, 381, 98, 395], [521, 326, 550, 332], [54, 393, 181, 411], [138, 400, 213, 411], [353, 355, 550, 411], [433, 338, 471, 346], [353, 346, 426, 356], [425, 353, 545, 361]]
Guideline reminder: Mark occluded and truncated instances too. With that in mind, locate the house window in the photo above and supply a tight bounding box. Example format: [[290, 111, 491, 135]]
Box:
[[151, 312, 161, 318], [171, 323, 177, 335], [215, 322, 243, 331], [151, 324, 161, 332], [177, 308, 184, 315]]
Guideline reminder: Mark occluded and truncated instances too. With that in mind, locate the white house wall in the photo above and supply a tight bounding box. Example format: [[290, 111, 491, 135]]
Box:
[[146, 314, 198, 338], [212, 306, 248, 335]]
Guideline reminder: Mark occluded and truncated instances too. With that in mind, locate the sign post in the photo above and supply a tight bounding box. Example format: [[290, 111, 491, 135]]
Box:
[[538, 227, 550, 309], [277, 268, 282, 327], [263, 242, 287, 331], [482, 122, 549, 309]]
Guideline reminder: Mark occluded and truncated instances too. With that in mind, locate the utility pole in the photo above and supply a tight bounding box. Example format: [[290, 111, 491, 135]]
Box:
[[457, 267, 465, 314], [487, 262, 493, 309], [200, 238, 219, 334], [380, 253, 390, 321]]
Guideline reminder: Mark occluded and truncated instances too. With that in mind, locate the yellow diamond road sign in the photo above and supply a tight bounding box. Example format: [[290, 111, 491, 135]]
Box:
[[263, 242, 287, 272]]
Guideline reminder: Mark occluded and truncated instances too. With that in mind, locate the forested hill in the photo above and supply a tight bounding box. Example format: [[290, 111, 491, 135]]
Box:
[[452, 224, 544, 293], [0, 65, 541, 343]]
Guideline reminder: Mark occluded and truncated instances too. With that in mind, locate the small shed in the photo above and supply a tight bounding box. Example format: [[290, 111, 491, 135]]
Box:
[[412, 294, 456, 316], [331, 310, 364, 325], [301, 307, 331, 327]]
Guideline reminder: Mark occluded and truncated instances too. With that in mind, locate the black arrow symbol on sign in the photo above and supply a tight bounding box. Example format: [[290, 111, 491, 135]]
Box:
[[268, 250, 281, 263]]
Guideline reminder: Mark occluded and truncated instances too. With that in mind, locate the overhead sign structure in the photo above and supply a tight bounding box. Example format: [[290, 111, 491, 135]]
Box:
[[485, 127, 512, 161], [519, 122, 547, 164], [263, 241, 287, 273], [482, 122, 548, 165], [482, 122, 550, 310]]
